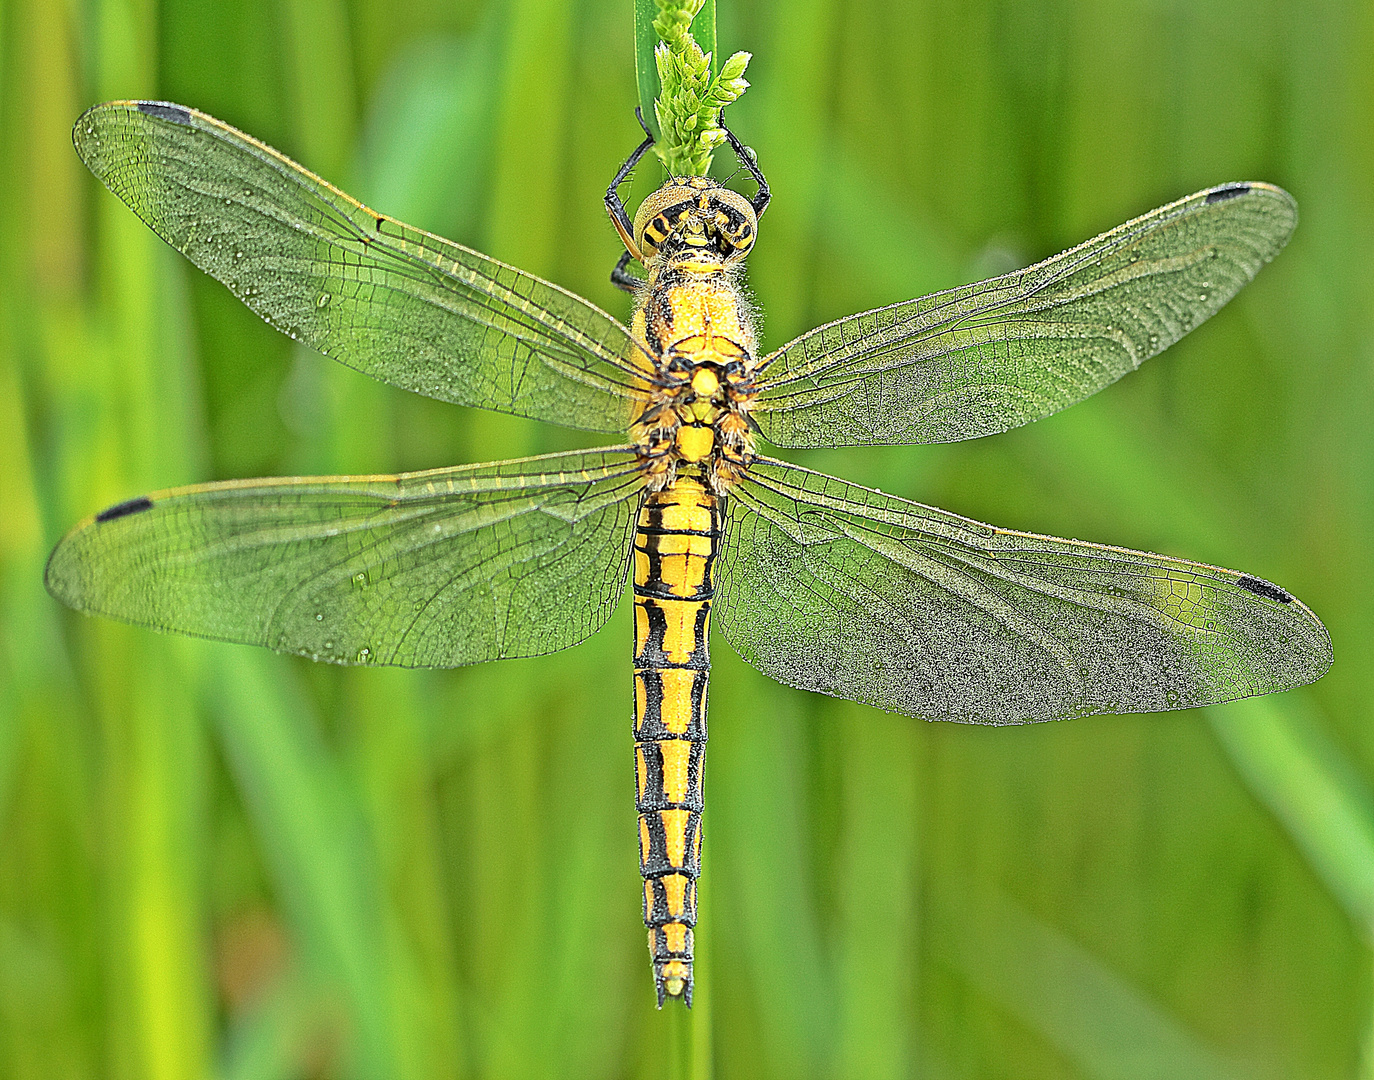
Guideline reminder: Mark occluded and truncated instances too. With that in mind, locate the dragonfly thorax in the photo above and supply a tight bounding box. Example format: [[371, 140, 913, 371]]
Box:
[[630, 261, 759, 492]]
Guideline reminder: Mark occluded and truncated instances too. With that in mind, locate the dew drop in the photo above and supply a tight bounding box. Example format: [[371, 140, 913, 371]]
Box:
[[352, 570, 369, 588], [355, 647, 372, 663], [1148, 334, 1160, 347], [317, 293, 332, 309], [1198, 291, 1208, 302], [315, 613, 324, 621]]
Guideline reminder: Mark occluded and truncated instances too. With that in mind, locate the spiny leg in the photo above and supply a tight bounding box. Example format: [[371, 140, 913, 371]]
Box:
[[719, 120, 770, 218], [612, 250, 646, 294], [606, 107, 657, 268]]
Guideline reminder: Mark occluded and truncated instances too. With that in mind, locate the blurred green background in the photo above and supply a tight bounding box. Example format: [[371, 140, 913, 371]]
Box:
[[2, 0, 1372, 1077]]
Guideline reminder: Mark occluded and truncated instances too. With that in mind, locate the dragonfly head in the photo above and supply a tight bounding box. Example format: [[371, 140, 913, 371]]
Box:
[[633, 176, 757, 264]]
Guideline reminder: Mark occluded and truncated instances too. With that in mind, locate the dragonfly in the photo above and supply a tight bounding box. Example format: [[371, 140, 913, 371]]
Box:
[[47, 100, 1332, 1007]]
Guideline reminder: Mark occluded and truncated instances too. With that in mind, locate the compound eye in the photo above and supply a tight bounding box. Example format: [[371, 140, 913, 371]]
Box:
[[722, 225, 754, 258], [641, 211, 678, 255], [703, 188, 758, 257], [634, 185, 699, 255], [712, 209, 755, 257]]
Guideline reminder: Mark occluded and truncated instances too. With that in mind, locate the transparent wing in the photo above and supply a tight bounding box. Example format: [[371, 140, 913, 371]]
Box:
[[45, 449, 645, 668], [74, 101, 646, 432], [715, 458, 1330, 722], [753, 183, 1296, 448]]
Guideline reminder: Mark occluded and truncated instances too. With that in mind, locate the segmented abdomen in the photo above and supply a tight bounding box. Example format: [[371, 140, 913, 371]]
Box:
[[633, 475, 720, 1007]]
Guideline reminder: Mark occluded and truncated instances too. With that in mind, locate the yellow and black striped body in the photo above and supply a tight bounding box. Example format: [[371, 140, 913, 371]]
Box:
[[633, 478, 720, 1007], [622, 174, 762, 1007]]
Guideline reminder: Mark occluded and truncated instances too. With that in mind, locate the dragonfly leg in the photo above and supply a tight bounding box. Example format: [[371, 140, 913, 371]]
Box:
[[606, 108, 657, 263], [611, 250, 646, 293], [719, 120, 770, 219]]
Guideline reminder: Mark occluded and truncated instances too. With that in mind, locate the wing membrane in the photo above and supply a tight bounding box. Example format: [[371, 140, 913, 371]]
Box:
[[46, 449, 645, 668], [74, 101, 644, 432], [715, 458, 1330, 722], [754, 183, 1296, 447]]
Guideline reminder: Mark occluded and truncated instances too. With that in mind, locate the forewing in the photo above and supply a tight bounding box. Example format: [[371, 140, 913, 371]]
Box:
[[754, 183, 1296, 447], [715, 458, 1330, 722], [46, 449, 644, 668], [74, 101, 644, 432]]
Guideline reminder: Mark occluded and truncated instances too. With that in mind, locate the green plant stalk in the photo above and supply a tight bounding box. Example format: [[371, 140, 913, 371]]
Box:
[[635, 0, 749, 176], [634, 0, 665, 142], [1364, 957, 1374, 1080]]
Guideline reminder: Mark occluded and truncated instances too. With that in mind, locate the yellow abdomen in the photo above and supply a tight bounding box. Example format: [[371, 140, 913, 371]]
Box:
[[627, 258, 756, 1005], [632, 476, 719, 1006]]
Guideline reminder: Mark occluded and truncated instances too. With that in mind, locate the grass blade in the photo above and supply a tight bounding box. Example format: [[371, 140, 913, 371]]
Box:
[[206, 650, 397, 1080], [934, 890, 1256, 1080], [1209, 694, 1374, 937]]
